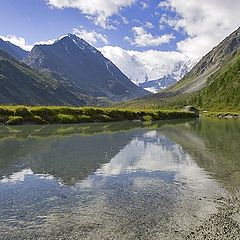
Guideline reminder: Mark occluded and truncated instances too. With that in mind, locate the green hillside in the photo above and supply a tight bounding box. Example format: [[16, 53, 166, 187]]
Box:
[[117, 28, 240, 112], [117, 52, 240, 111]]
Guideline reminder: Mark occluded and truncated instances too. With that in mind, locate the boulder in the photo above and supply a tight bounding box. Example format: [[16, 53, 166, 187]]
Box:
[[183, 106, 199, 117]]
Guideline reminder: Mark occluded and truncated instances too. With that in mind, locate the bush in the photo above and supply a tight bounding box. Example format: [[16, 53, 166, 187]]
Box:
[[55, 114, 78, 124], [32, 116, 48, 125], [0, 107, 14, 115], [55, 107, 83, 115], [82, 108, 104, 117], [6, 116, 24, 125], [30, 107, 57, 121], [143, 115, 153, 122], [107, 109, 125, 121], [15, 107, 33, 119], [77, 115, 92, 123]]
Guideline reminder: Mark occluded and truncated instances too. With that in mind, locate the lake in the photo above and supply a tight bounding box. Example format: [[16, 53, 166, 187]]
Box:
[[0, 119, 239, 239]]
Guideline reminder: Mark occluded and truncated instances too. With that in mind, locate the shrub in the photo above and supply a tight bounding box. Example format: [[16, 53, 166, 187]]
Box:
[[55, 114, 78, 124], [77, 115, 92, 123], [30, 107, 57, 121], [82, 108, 104, 117], [6, 116, 24, 125], [107, 109, 126, 121], [143, 115, 153, 122], [55, 107, 83, 115], [15, 107, 33, 119], [32, 116, 48, 125], [96, 114, 112, 122], [0, 107, 14, 115]]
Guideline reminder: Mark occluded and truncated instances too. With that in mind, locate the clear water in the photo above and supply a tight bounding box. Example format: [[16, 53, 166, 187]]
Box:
[[0, 119, 239, 239]]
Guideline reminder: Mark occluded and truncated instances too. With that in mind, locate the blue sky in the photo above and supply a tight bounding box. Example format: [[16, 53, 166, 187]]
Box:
[[0, 0, 186, 51], [0, 0, 239, 83]]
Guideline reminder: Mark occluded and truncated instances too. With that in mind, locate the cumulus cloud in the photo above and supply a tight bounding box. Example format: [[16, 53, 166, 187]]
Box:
[[159, 0, 240, 58], [99, 45, 190, 84], [73, 26, 109, 45], [0, 35, 33, 51], [46, 0, 135, 28], [125, 26, 175, 47]]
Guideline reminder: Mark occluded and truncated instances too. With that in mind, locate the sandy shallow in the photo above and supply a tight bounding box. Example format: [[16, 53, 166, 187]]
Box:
[[184, 191, 240, 240]]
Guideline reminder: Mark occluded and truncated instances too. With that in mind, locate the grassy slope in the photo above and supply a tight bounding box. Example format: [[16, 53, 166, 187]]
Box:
[[0, 106, 196, 125]]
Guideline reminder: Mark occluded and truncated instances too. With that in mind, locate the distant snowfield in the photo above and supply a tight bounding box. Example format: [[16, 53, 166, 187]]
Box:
[[99, 46, 197, 92]]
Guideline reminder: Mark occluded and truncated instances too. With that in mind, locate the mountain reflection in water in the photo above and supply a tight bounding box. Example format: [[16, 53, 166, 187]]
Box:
[[0, 119, 239, 239]]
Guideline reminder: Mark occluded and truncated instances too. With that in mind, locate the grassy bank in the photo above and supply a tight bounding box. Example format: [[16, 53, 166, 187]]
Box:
[[0, 106, 196, 125], [202, 111, 240, 119]]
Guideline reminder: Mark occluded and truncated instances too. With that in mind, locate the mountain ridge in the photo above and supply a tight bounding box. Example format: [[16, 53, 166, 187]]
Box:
[[117, 27, 240, 111], [0, 49, 86, 106], [24, 34, 148, 102], [0, 38, 29, 61]]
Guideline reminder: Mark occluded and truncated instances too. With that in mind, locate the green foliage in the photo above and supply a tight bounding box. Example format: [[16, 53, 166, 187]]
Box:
[[6, 116, 24, 125], [116, 52, 240, 112], [0, 107, 14, 115], [143, 115, 153, 122], [14, 107, 33, 119], [54, 114, 78, 124], [32, 116, 49, 125], [0, 106, 196, 125]]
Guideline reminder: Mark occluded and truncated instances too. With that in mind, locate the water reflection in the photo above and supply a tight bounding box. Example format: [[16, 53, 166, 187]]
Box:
[[0, 119, 239, 239]]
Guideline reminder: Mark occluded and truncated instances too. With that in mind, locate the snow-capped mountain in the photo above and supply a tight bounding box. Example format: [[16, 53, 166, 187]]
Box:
[[139, 60, 197, 93], [99, 46, 197, 93]]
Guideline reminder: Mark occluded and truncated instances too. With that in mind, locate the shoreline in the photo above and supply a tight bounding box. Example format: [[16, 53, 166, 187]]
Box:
[[0, 106, 196, 126], [202, 111, 240, 119]]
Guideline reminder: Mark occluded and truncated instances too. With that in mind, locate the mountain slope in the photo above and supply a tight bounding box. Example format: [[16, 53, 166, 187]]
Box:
[[159, 27, 240, 97], [118, 27, 240, 111], [0, 38, 29, 60], [0, 49, 85, 106], [180, 50, 240, 110], [24, 34, 148, 101]]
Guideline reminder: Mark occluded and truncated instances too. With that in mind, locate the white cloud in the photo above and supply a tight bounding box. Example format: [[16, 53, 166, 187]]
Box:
[[126, 26, 175, 47], [73, 26, 109, 45], [99, 45, 190, 84], [46, 0, 135, 28], [140, 1, 149, 9], [159, 0, 240, 58], [145, 21, 154, 29], [0, 35, 33, 51]]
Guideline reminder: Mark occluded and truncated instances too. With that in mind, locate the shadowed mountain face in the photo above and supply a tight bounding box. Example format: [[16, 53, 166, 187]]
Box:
[[24, 34, 148, 102], [0, 49, 86, 105], [0, 38, 29, 61]]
